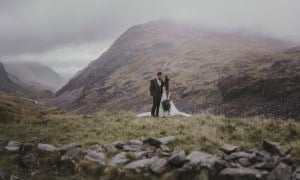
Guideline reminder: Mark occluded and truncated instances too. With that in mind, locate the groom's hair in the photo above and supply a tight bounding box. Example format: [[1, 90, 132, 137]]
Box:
[[157, 72, 163, 76]]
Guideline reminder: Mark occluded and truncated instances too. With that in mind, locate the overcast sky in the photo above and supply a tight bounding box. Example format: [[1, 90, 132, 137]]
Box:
[[1, 0, 300, 78]]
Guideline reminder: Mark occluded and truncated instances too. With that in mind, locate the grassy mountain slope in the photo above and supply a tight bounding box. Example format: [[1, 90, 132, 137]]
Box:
[[53, 20, 292, 117]]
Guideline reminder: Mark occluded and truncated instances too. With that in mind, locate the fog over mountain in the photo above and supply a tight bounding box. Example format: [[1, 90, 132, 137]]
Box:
[[1, 0, 300, 78]]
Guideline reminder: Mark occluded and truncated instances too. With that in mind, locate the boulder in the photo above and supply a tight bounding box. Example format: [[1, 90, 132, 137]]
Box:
[[38, 143, 58, 152], [221, 144, 238, 154], [238, 158, 252, 167], [150, 158, 168, 175], [169, 148, 186, 167], [4, 141, 21, 152], [293, 167, 300, 180], [58, 143, 81, 152], [109, 152, 130, 166], [227, 151, 252, 160], [186, 151, 226, 175], [122, 144, 143, 152], [160, 144, 171, 152], [217, 167, 264, 180], [89, 144, 103, 152], [124, 157, 158, 173], [85, 150, 107, 165], [266, 163, 292, 180], [143, 138, 162, 147], [61, 147, 86, 161], [158, 136, 177, 145], [128, 140, 143, 145], [263, 140, 286, 156]]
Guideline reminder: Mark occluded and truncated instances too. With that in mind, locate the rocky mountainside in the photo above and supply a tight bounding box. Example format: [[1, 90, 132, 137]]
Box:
[[4, 62, 66, 92], [0, 62, 21, 93], [52, 20, 295, 117]]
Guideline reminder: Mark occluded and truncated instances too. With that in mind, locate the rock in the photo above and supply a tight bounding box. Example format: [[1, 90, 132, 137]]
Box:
[[143, 138, 162, 147], [255, 161, 276, 170], [158, 136, 177, 145], [266, 162, 292, 180], [150, 158, 168, 174], [20, 153, 37, 168], [85, 150, 107, 165], [186, 151, 226, 175], [58, 143, 81, 152], [254, 150, 272, 162], [61, 147, 86, 161], [4, 141, 21, 152], [129, 140, 143, 145], [89, 144, 103, 152], [169, 149, 186, 167], [217, 167, 264, 180], [156, 148, 171, 157], [122, 144, 143, 152], [160, 144, 171, 152], [263, 140, 286, 156], [221, 144, 238, 154], [238, 158, 252, 167], [109, 152, 130, 166], [293, 167, 300, 180], [104, 144, 118, 154], [111, 141, 124, 149], [124, 157, 158, 173], [38, 143, 58, 152], [228, 151, 252, 160]]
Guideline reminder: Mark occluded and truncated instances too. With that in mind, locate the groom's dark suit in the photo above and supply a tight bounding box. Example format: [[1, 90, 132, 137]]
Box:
[[150, 78, 163, 117]]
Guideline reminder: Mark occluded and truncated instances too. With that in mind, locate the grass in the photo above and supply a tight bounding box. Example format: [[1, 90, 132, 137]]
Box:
[[1, 110, 300, 157]]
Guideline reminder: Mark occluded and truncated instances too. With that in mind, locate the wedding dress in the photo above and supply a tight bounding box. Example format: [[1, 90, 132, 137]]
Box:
[[137, 87, 191, 117]]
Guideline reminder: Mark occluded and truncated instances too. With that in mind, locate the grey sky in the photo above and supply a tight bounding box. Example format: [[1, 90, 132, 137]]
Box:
[[1, 0, 300, 78]]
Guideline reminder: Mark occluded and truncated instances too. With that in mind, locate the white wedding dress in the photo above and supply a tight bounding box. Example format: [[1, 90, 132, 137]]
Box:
[[137, 87, 191, 117]]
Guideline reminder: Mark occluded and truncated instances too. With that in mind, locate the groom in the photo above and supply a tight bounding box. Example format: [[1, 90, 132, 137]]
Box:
[[150, 72, 164, 117]]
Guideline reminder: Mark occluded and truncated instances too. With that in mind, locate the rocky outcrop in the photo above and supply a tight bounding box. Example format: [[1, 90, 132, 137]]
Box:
[[0, 138, 298, 179]]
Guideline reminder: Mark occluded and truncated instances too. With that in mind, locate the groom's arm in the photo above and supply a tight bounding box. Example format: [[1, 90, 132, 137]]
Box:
[[150, 80, 154, 96]]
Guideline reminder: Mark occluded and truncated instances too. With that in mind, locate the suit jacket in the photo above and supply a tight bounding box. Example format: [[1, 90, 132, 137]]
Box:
[[150, 78, 163, 97]]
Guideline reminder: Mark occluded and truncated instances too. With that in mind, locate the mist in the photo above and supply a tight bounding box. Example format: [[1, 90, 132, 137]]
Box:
[[1, 0, 300, 78]]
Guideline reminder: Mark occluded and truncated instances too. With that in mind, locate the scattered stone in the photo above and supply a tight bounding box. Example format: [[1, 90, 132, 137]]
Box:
[[263, 140, 287, 156], [255, 161, 276, 170], [109, 152, 130, 166], [122, 144, 143, 152], [124, 157, 158, 173], [20, 153, 37, 168], [129, 140, 143, 145], [156, 148, 171, 157], [293, 167, 300, 180], [61, 147, 85, 161], [228, 151, 252, 160], [38, 143, 58, 152], [186, 151, 226, 175], [104, 144, 118, 154], [85, 150, 107, 165], [217, 167, 264, 180], [143, 138, 162, 147], [150, 158, 168, 174], [160, 144, 171, 152], [169, 148, 186, 167], [221, 144, 238, 154], [266, 163, 292, 180], [255, 150, 272, 162], [238, 158, 252, 167], [89, 144, 103, 152], [158, 136, 177, 145], [4, 141, 21, 152], [111, 141, 124, 149], [58, 143, 81, 152]]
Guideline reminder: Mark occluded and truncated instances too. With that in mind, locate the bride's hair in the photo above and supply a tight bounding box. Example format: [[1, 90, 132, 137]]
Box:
[[165, 75, 170, 91]]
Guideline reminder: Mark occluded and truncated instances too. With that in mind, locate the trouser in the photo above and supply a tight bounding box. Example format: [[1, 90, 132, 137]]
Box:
[[151, 95, 161, 117]]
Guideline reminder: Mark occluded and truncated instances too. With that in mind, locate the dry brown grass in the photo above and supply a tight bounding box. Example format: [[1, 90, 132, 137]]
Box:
[[1, 110, 299, 156]]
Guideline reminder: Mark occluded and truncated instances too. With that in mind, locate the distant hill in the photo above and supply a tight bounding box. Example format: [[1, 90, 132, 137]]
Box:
[[0, 62, 21, 93], [52, 20, 298, 119], [4, 62, 66, 93]]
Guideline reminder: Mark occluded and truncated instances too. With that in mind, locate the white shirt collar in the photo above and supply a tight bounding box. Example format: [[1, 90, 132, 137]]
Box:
[[156, 78, 161, 86]]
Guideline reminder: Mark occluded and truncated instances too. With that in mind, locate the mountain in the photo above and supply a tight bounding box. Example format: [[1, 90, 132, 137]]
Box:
[[52, 20, 296, 117], [0, 62, 21, 93], [4, 62, 66, 92]]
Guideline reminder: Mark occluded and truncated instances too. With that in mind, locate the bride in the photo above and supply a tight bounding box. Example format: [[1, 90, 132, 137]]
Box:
[[137, 74, 191, 117]]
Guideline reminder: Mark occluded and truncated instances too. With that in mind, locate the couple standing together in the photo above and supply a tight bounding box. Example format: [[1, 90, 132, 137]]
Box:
[[137, 72, 190, 117]]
